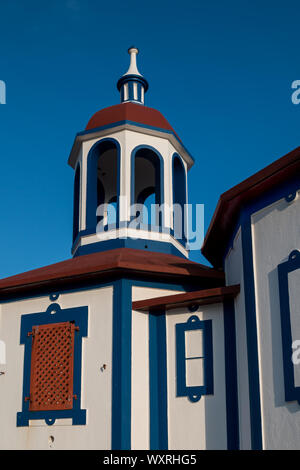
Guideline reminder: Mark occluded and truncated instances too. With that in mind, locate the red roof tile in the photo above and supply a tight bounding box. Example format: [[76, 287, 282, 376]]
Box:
[[85, 102, 181, 140], [0, 248, 224, 299]]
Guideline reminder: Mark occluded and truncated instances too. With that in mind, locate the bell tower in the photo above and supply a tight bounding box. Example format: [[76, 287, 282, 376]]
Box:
[[68, 48, 194, 258]]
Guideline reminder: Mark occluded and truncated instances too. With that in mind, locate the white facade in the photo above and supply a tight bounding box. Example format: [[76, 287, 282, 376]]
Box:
[[166, 303, 227, 450], [0, 286, 113, 450], [224, 188, 300, 449], [251, 191, 300, 449]]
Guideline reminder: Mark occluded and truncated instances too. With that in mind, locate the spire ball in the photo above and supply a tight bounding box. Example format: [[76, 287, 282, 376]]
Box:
[[128, 46, 139, 54]]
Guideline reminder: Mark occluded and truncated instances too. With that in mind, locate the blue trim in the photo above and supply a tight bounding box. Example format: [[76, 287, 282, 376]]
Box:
[[75, 120, 195, 164], [278, 250, 300, 403], [176, 315, 213, 402], [172, 153, 187, 245], [224, 299, 239, 450], [111, 279, 132, 449], [17, 303, 88, 427], [117, 73, 149, 93], [73, 163, 81, 244], [149, 309, 168, 450], [86, 138, 121, 235], [73, 235, 186, 259], [72, 219, 172, 249], [241, 215, 262, 449]]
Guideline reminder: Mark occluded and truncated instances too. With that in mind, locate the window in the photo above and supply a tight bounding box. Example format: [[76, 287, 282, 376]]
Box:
[[176, 315, 213, 402], [131, 146, 164, 229], [28, 322, 76, 411], [86, 139, 120, 234], [72, 164, 80, 243], [172, 154, 186, 244], [278, 249, 300, 404], [17, 302, 88, 426]]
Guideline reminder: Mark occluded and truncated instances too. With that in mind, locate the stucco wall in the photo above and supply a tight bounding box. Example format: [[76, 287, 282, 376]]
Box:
[[0, 286, 113, 450], [166, 303, 227, 450], [251, 192, 300, 449]]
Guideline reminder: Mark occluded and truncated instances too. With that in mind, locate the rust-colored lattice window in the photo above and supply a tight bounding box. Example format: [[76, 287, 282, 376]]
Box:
[[27, 322, 77, 411]]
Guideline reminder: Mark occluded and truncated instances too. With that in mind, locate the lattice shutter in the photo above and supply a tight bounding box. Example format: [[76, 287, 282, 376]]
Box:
[[27, 322, 77, 411]]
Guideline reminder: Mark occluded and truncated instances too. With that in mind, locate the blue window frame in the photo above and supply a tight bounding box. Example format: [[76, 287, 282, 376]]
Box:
[[278, 249, 300, 404], [176, 315, 213, 402], [172, 153, 187, 245], [72, 163, 81, 244], [17, 302, 88, 426]]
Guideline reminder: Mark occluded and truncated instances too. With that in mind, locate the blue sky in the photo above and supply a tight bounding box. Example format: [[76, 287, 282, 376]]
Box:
[[0, 0, 299, 277]]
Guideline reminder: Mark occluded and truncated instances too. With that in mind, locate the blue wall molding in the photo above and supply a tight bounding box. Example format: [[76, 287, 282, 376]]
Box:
[[176, 315, 213, 403], [149, 309, 168, 450], [111, 279, 132, 450], [172, 153, 187, 245], [17, 303, 88, 427], [72, 235, 187, 259], [241, 214, 262, 450], [278, 249, 300, 404], [73, 162, 81, 244], [223, 299, 239, 450]]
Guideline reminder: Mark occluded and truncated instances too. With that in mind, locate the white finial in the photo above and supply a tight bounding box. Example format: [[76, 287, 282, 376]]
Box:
[[117, 47, 148, 104], [124, 46, 142, 76]]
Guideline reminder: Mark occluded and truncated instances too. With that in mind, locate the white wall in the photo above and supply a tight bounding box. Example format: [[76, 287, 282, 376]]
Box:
[[0, 286, 113, 450], [166, 303, 227, 450], [131, 286, 181, 450], [251, 191, 300, 449]]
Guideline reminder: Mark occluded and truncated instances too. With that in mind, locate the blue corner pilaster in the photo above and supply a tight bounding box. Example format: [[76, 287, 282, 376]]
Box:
[[149, 309, 168, 450], [224, 298, 239, 449], [241, 216, 262, 449], [111, 279, 132, 450]]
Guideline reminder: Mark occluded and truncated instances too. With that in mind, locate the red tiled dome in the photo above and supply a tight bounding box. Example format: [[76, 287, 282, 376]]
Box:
[[86, 102, 180, 139]]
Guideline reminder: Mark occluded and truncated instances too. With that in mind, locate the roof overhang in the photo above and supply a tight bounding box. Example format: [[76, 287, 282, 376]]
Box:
[[132, 285, 240, 312], [67, 120, 195, 170], [0, 248, 224, 301], [202, 146, 300, 268]]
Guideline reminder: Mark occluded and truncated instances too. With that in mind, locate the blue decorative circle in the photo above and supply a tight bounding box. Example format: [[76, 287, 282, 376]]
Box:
[[187, 315, 201, 326], [49, 293, 60, 301], [289, 250, 300, 262], [188, 392, 202, 403], [45, 417, 56, 426], [46, 303, 61, 315], [285, 191, 297, 203], [188, 304, 199, 313]]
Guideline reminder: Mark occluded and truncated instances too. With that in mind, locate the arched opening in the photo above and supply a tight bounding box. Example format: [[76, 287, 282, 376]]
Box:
[[131, 146, 163, 228], [172, 154, 186, 243], [73, 164, 80, 243], [86, 139, 120, 233]]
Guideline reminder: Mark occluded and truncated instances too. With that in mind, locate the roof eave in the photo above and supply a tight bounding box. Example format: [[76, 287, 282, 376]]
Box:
[[67, 121, 195, 169]]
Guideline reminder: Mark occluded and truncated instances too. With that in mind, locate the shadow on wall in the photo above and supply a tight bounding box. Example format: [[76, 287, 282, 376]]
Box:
[[268, 267, 299, 413]]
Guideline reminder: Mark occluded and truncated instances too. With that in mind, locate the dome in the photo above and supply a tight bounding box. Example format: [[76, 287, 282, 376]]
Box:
[[85, 102, 180, 140]]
